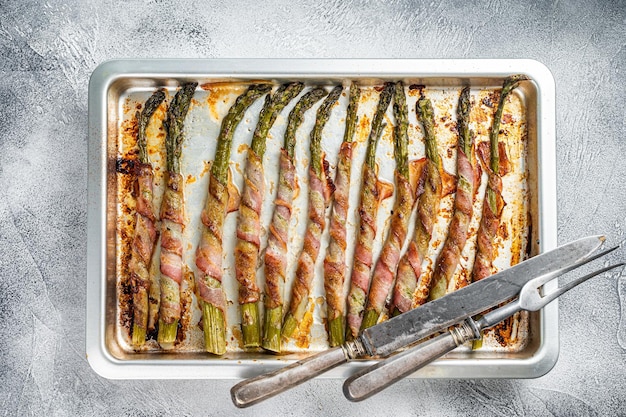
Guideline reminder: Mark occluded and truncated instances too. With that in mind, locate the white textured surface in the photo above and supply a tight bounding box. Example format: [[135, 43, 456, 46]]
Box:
[[2, 0, 626, 415]]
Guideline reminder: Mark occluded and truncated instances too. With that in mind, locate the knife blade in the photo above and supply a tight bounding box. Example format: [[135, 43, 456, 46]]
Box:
[[359, 234, 603, 356], [231, 235, 604, 408]]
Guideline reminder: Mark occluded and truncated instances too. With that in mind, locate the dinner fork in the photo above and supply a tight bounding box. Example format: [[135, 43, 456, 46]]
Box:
[[343, 246, 624, 402]]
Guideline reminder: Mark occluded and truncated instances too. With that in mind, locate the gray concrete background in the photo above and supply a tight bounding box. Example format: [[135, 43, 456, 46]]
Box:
[[2, 0, 625, 415]]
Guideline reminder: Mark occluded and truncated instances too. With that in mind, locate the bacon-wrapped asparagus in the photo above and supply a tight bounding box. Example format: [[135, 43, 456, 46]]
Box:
[[129, 89, 166, 347], [390, 92, 453, 314], [471, 75, 528, 348], [345, 83, 395, 340], [360, 82, 427, 329], [235, 82, 304, 348], [157, 82, 197, 347], [281, 85, 343, 340], [323, 82, 360, 347], [428, 86, 481, 300], [262, 88, 327, 352], [472, 75, 528, 282], [195, 84, 271, 354]]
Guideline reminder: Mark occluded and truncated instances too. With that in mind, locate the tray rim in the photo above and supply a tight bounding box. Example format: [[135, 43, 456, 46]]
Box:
[[86, 58, 557, 379]]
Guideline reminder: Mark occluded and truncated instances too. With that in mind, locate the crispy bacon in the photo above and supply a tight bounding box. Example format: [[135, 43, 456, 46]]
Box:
[[428, 87, 482, 299], [234, 150, 264, 305], [472, 141, 509, 281], [390, 160, 441, 312], [366, 159, 427, 321], [158, 173, 184, 325], [429, 149, 481, 294], [323, 142, 353, 333], [345, 165, 393, 338], [286, 159, 334, 324], [129, 161, 160, 342], [264, 150, 296, 310], [195, 173, 229, 312]]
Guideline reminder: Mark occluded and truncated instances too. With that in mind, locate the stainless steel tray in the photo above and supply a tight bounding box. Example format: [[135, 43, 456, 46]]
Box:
[[86, 59, 557, 379]]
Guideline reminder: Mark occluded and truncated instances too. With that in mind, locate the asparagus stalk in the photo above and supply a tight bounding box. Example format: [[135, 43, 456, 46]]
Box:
[[389, 90, 451, 315], [282, 85, 343, 340], [345, 82, 395, 340], [360, 81, 426, 329], [130, 89, 166, 347], [195, 84, 271, 354], [157, 82, 197, 347], [235, 82, 304, 348], [472, 75, 528, 282], [262, 88, 327, 352], [471, 75, 528, 349], [323, 82, 361, 347], [427, 86, 480, 300]]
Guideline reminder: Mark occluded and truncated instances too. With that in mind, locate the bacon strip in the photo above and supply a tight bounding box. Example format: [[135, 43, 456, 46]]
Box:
[[284, 159, 334, 332], [158, 173, 184, 325], [345, 165, 393, 339], [234, 150, 264, 305], [389, 159, 444, 313], [195, 173, 229, 313], [264, 150, 296, 311], [365, 159, 427, 322], [429, 150, 481, 293], [323, 142, 353, 343], [388, 94, 457, 314], [428, 87, 482, 299], [472, 141, 508, 281], [129, 162, 159, 341], [471, 75, 527, 347]]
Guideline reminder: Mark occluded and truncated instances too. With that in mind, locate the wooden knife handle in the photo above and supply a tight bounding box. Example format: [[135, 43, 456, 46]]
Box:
[[231, 346, 348, 408]]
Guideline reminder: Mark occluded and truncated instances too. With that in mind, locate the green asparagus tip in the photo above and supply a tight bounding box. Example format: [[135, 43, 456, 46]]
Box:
[[157, 319, 178, 345], [132, 324, 146, 347], [328, 316, 345, 347], [212, 83, 272, 184], [137, 89, 166, 164], [262, 306, 283, 353], [457, 86, 472, 157], [360, 309, 379, 331], [393, 81, 409, 178], [310, 85, 343, 177], [203, 302, 227, 355], [284, 88, 328, 159], [416, 95, 439, 167], [241, 302, 261, 348], [282, 313, 298, 339], [343, 81, 361, 144]]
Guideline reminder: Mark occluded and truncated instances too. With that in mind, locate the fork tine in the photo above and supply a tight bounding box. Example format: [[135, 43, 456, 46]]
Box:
[[528, 246, 620, 290], [577, 245, 619, 265], [539, 263, 625, 307]]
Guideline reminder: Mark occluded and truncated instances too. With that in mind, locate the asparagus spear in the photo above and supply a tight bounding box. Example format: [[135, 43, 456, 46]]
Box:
[[470, 75, 528, 349], [130, 89, 166, 347], [345, 82, 395, 340], [323, 82, 361, 347], [262, 87, 328, 352], [472, 75, 528, 282], [156, 82, 197, 347], [360, 82, 427, 329], [427, 86, 481, 300], [389, 90, 452, 315], [281, 85, 343, 340], [235, 82, 304, 348], [194, 84, 271, 354]]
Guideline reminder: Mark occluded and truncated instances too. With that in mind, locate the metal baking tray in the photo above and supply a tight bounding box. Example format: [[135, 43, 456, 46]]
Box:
[[86, 59, 557, 379]]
